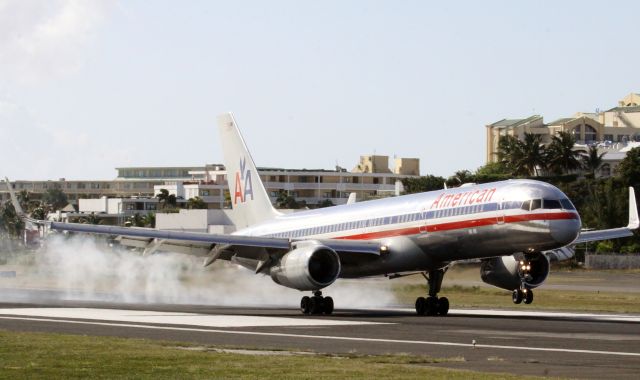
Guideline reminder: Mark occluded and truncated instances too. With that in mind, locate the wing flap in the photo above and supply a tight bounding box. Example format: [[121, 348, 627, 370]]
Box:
[[50, 222, 292, 249]]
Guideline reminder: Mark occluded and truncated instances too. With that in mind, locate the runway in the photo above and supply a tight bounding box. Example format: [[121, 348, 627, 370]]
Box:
[[0, 301, 639, 379]]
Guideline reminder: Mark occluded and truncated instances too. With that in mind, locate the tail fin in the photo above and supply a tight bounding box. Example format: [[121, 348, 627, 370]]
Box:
[[217, 113, 280, 228], [4, 177, 25, 216]]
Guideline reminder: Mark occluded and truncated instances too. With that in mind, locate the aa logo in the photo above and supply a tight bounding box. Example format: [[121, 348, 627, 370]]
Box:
[[234, 157, 254, 204]]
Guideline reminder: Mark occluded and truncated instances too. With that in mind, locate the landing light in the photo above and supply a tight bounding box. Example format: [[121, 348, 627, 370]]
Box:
[[380, 245, 389, 254]]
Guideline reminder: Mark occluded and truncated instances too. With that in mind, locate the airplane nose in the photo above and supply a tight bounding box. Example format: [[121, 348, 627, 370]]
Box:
[[550, 217, 581, 245]]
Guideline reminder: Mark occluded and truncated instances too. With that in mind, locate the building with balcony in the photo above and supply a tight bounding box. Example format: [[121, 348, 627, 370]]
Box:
[[485, 93, 640, 177], [1, 154, 420, 211]]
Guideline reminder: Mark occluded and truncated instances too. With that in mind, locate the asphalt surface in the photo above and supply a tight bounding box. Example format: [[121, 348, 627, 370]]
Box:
[[0, 297, 639, 379]]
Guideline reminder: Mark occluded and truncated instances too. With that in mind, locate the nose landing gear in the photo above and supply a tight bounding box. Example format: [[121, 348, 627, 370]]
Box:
[[512, 258, 535, 305], [300, 291, 334, 315], [415, 268, 449, 316], [512, 288, 534, 304]]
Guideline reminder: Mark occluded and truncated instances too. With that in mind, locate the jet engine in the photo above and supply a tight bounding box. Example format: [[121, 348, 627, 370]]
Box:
[[480, 252, 549, 291], [270, 243, 341, 291]]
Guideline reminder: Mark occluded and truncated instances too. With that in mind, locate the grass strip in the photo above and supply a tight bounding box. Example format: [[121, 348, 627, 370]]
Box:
[[0, 330, 545, 380], [394, 284, 640, 313]]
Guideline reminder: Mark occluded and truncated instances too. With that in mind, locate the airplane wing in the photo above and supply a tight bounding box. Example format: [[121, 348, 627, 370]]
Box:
[[4, 177, 380, 268], [543, 187, 638, 262], [572, 187, 639, 245], [47, 221, 380, 268]]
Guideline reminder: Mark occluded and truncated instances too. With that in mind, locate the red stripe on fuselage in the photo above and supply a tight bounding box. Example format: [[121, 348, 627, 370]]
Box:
[[334, 211, 578, 240]]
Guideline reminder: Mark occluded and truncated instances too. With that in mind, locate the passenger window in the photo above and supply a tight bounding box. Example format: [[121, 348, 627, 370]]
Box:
[[531, 199, 542, 210], [543, 199, 562, 209]]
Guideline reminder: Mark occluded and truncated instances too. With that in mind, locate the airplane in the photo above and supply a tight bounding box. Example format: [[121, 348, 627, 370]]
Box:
[[5, 113, 639, 316]]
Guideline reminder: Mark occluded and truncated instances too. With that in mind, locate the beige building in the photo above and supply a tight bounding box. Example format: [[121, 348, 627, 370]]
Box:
[[485, 93, 640, 176], [1, 155, 420, 210]]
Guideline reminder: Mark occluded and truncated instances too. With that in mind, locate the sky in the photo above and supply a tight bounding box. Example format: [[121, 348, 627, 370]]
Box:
[[1, 0, 639, 180]]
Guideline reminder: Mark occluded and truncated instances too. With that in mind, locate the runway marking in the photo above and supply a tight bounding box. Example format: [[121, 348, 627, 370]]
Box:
[[386, 308, 640, 323], [1, 315, 639, 358], [0, 308, 385, 328]]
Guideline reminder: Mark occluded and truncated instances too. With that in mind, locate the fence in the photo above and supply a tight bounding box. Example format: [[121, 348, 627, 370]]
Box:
[[584, 253, 640, 269]]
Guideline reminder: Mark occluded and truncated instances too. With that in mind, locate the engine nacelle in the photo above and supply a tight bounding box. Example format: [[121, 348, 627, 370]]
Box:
[[480, 253, 550, 291], [270, 243, 341, 291]]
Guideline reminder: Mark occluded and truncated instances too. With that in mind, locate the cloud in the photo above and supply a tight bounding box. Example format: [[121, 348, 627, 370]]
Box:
[[0, 0, 114, 84]]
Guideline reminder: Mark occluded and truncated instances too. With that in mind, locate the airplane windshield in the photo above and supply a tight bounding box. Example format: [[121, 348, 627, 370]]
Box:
[[519, 198, 571, 211]]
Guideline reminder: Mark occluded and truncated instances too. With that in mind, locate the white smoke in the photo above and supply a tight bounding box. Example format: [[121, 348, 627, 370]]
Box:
[[1, 235, 397, 309]]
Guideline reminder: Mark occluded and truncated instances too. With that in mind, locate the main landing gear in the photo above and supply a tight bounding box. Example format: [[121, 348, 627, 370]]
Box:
[[300, 291, 334, 315], [512, 258, 534, 305], [415, 268, 449, 316]]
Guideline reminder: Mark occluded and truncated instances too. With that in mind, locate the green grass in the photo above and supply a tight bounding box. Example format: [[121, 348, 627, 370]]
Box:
[[0, 330, 546, 380], [393, 283, 640, 313]]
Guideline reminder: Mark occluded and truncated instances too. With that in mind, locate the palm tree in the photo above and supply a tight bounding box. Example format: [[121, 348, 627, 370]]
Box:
[[546, 132, 582, 175], [156, 189, 169, 209], [143, 213, 156, 228], [582, 145, 605, 178], [187, 196, 207, 209], [497, 135, 526, 176], [519, 133, 546, 176]]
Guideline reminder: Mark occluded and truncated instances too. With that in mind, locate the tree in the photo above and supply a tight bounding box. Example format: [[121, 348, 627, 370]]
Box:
[[143, 213, 156, 228], [520, 133, 546, 176], [581, 145, 605, 178], [448, 170, 474, 187], [0, 200, 24, 237], [317, 199, 334, 208], [616, 147, 640, 187], [497, 135, 526, 176], [156, 189, 169, 208], [497, 133, 546, 177], [30, 206, 47, 221], [187, 196, 207, 209], [275, 190, 305, 209], [546, 132, 582, 175], [401, 175, 446, 194], [127, 213, 146, 227], [80, 212, 102, 225], [42, 188, 68, 211]]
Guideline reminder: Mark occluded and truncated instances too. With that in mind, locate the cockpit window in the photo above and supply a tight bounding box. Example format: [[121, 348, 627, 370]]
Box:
[[543, 199, 562, 209], [560, 199, 576, 210], [530, 199, 542, 210], [520, 200, 531, 211]]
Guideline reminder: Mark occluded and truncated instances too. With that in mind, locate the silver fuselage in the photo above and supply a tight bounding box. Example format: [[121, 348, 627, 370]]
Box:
[[236, 179, 581, 277]]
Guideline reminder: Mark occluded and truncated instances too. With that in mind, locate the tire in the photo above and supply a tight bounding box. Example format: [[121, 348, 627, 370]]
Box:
[[300, 296, 311, 314], [323, 296, 334, 315], [425, 296, 438, 316], [512, 289, 523, 304], [309, 296, 323, 314], [437, 297, 449, 316], [415, 297, 426, 315], [524, 290, 534, 304]]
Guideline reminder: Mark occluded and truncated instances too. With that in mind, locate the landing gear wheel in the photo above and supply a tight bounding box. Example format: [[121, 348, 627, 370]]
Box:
[[415, 297, 426, 316], [437, 297, 449, 316], [309, 296, 323, 314], [524, 290, 534, 304], [512, 289, 523, 304], [425, 296, 438, 316], [300, 296, 311, 314], [323, 296, 334, 315]]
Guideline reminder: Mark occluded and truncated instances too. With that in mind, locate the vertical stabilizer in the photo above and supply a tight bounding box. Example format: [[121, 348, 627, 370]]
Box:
[[217, 113, 280, 228]]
